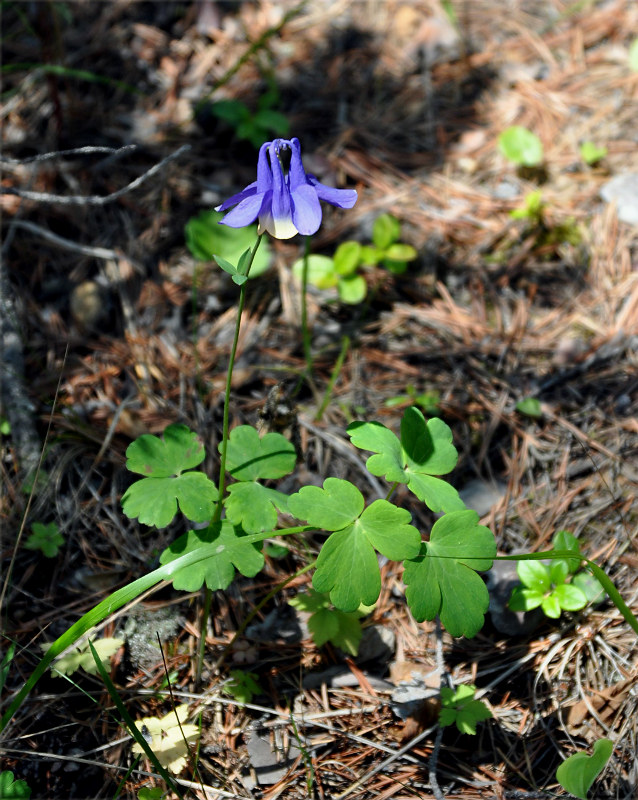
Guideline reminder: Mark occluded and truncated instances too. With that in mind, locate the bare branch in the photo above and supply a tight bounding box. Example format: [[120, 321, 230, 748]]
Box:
[[1, 144, 191, 206], [0, 144, 137, 167]]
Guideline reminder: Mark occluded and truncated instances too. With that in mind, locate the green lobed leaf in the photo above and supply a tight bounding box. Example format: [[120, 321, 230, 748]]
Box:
[[222, 669, 262, 703], [556, 739, 613, 800], [122, 471, 218, 528], [214, 253, 248, 285], [25, 521, 64, 558], [45, 636, 124, 677], [224, 425, 297, 481], [225, 482, 288, 533], [288, 477, 364, 531], [347, 420, 407, 483], [0, 771, 31, 799], [159, 521, 264, 592], [403, 509, 495, 637], [307, 607, 339, 646], [125, 424, 205, 477], [333, 241, 362, 276], [372, 214, 400, 249]]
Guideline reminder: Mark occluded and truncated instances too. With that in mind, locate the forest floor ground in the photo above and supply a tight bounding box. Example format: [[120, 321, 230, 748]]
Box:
[[1, 1, 637, 798]]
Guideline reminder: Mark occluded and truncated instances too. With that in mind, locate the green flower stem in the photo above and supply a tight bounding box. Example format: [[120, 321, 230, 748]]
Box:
[[213, 559, 316, 673], [199, 235, 263, 687], [213, 233, 263, 522], [315, 334, 350, 421], [301, 235, 313, 374]]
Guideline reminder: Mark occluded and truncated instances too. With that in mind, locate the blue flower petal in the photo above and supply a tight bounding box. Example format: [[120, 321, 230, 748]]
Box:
[[219, 192, 269, 229], [291, 184, 323, 235], [307, 176, 358, 209], [216, 182, 258, 212]]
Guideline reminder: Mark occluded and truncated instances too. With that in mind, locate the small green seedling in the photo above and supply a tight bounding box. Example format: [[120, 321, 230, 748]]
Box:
[[515, 397, 542, 419], [509, 530, 603, 618], [222, 669, 263, 703], [556, 738, 613, 800], [292, 214, 417, 304], [498, 126, 544, 167], [185, 209, 272, 278], [43, 636, 124, 678], [0, 416, 10, 435], [385, 386, 440, 416], [439, 684, 492, 734], [289, 589, 366, 655], [24, 521, 64, 558], [0, 771, 31, 799], [579, 141, 607, 166], [131, 704, 199, 774], [138, 787, 164, 800], [510, 190, 544, 224], [204, 88, 289, 149]]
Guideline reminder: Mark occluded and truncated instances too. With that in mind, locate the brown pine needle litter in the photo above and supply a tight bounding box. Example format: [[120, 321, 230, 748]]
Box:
[[1, 1, 637, 798]]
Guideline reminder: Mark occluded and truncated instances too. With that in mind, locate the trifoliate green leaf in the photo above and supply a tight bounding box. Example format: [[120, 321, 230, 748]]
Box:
[[439, 684, 492, 734], [132, 704, 199, 774], [348, 407, 465, 513], [290, 589, 363, 655], [556, 738, 613, 800], [122, 425, 218, 527], [25, 521, 64, 558], [289, 479, 420, 611], [159, 521, 264, 592], [224, 425, 297, 480], [214, 252, 249, 285], [403, 509, 495, 637], [45, 636, 124, 677], [222, 670, 262, 703], [225, 482, 288, 533]]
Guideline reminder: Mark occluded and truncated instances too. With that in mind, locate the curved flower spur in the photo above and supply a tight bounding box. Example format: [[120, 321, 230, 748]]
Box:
[[216, 137, 357, 239]]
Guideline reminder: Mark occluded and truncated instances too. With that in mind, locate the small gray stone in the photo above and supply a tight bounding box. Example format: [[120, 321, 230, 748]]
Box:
[[600, 173, 638, 225], [459, 478, 507, 517]]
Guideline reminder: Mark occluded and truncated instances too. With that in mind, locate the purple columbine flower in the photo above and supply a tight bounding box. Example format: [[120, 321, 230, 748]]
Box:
[[216, 137, 357, 240]]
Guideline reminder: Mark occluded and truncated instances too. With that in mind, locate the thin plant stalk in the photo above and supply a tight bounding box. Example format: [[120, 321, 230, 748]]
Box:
[[315, 334, 350, 421], [300, 235, 313, 373], [197, 234, 263, 686]]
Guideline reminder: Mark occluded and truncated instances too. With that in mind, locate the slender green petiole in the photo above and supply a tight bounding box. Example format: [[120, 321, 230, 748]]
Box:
[[300, 235, 313, 374]]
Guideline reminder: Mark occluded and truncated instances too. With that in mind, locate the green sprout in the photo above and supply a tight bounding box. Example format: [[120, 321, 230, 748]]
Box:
[[221, 669, 263, 704], [24, 521, 64, 558], [556, 738, 613, 800], [509, 530, 603, 619], [579, 141, 607, 166], [498, 126, 544, 167], [289, 589, 366, 656], [439, 684, 492, 734], [292, 214, 418, 305], [204, 87, 289, 149]]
